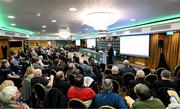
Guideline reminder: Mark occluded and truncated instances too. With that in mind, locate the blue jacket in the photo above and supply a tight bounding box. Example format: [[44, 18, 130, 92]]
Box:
[[95, 91, 127, 109]]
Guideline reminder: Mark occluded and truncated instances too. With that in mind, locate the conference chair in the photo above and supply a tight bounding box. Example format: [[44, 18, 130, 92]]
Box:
[[112, 79, 120, 94], [173, 65, 180, 78], [33, 83, 47, 107], [123, 73, 135, 88], [144, 74, 158, 83], [68, 98, 87, 109], [155, 67, 166, 80], [44, 88, 67, 108], [99, 105, 116, 109], [142, 67, 151, 76]]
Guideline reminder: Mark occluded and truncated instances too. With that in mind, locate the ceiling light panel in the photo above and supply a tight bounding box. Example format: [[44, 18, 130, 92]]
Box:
[[8, 16, 15, 19]]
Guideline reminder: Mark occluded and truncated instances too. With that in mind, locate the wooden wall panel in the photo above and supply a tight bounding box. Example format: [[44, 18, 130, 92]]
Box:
[[0, 39, 9, 59], [145, 32, 180, 71]]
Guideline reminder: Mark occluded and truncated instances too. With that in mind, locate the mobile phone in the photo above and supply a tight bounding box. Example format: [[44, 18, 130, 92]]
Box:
[[170, 96, 179, 104]]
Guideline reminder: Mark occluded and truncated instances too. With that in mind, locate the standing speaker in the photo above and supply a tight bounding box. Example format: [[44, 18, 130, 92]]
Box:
[[158, 40, 164, 48]]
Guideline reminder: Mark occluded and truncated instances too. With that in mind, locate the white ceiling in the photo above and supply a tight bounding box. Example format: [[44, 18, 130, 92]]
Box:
[[0, 0, 180, 35]]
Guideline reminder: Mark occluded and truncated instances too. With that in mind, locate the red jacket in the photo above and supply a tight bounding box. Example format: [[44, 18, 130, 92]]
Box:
[[67, 86, 96, 101]]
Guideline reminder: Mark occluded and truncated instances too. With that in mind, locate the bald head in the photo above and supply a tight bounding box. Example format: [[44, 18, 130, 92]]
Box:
[[123, 60, 130, 66], [111, 66, 119, 74], [136, 70, 145, 79], [56, 71, 65, 80], [34, 69, 42, 77]]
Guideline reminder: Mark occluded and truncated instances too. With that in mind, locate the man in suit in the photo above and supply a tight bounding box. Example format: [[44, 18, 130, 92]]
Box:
[[107, 44, 114, 64]]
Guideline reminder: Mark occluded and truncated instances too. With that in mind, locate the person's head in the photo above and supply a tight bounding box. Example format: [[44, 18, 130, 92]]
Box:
[[38, 55, 43, 60], [24, 66, 34, 78], [134, 83, 151, 101], [54, 59, 60, 66], [68, 63, 75, 70], [161, 70, 172, 80], [56, 71, 65, 80], [0, 80, 14, 91], [111, 66, 119, 74], [0, 86, 20, 103], [74, 73, 84, 88], [34, 69, 42, 77], [135, 70, 145, 79], [102, 79, 113, 92], [123, 60, 130, 67], [87, 66, 93, 73], [107, 44, 112, 48], [1, 60, 10, 68]]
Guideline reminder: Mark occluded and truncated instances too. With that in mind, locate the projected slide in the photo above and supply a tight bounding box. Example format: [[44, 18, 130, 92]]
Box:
[[120, 35, 150, 57], [87, 38, 96, 48]]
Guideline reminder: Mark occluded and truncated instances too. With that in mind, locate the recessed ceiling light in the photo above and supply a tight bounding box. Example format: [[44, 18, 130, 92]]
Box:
[[42, 25, 47, 28], [36, 13, 41, 17], [66, 27, 70, 29], [69, 8, 77, 12], [11, 23, 16, 26], [130, 18, 136, 21], [8, 16, 15, 19], [42, 30, 46, 32], [51, 20, 57, 22]]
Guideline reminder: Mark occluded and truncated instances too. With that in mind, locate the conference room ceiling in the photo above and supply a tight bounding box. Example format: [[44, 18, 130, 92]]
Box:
[[0, 0, 180, 35]]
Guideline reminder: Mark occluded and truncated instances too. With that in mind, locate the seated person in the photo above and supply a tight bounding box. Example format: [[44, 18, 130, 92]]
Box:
[[73, 52, 79, 64], [129, 70, 151, 99], [152, 70, 179, 107], [31, 69, 54, 88], [95, 79, 127, 109], [0, 86, 29, 108], [22, 66, 34, 80], [0, 60, 20, 79], [152, 70, 179, 92], [132, 83, 165, 109], [67, 73, 96, 102], [51, 59, 63, 72], [37, 55, 48, 67], [84, 66, 97, 81], [0, 80, 14, 91], [106, 66, 124, 86], [53, 71, 71, 96], [119, 60, 136, 75]]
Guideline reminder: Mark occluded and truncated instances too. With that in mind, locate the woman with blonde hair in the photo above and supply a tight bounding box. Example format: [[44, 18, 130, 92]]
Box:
[[0, 80, 14, 91], [23, 66, 34, 80]]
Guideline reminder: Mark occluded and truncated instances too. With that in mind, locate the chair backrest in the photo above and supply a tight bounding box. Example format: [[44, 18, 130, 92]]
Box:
[[104, 69, 112, 75], [68, 74, 76, 86], [100, 63, 106, 72], [68, 98, 86, 109], [44, 88, 67, 108], [50, 69, 56, 78], [99, 105, 116, 109], [156, 87, 172, 107], [142, 67, 151, 76], [173, 65, 180, 78], [144, 74, 158, 83], [155, 67, 166, 80], [21, 78, 32, 101], [112, 79, 120, 93], [123, 73, 135, 88], [33, 83, 47, 101]]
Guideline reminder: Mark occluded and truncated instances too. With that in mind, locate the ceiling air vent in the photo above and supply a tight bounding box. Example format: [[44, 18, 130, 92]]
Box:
[[150, 24, 171, 31], [129, 28, 142, 33], [5, 31, 15, 36]]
